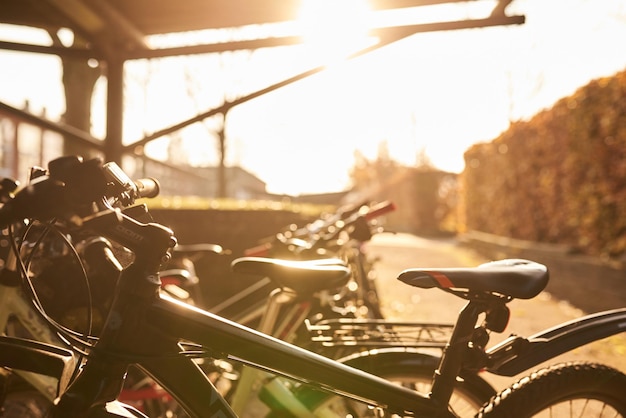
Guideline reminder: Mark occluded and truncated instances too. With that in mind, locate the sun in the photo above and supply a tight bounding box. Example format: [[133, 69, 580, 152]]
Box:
[[296, 0, 376, 64]]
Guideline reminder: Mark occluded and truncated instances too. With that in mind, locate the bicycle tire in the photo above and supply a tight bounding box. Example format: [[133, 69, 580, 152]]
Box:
[[265, 352, 495, 418], [476, 362, 626, 418]]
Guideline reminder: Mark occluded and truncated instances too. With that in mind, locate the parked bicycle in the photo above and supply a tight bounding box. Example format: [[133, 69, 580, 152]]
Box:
[[244, 198, 396, 319], [0, 158, 493, 417], [142, 198, 490, 416], [112, 195, 491, 415], [0, 156, 625, 418], [397, 262, 626, 418]]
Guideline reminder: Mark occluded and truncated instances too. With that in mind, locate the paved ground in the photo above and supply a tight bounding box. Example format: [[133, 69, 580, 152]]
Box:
[[364, 232, 626, 391]]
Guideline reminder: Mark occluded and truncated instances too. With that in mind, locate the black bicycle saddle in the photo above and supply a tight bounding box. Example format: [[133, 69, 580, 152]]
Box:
[[397, 259, 549, 300]]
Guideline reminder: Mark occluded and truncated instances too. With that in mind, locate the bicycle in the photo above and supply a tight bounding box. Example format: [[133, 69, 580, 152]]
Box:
[[0, 164, 175, 416], [243, 199, 397, 320], [0, 219, 215, 417], [113, 197, 493, 415], [397, 262, 626, 418], [166, 200, 393, 335], [221, 254, 496, 417], [1, 156, 625, 417], [0, 159, 494, 417], [143, 199, 492, 416]]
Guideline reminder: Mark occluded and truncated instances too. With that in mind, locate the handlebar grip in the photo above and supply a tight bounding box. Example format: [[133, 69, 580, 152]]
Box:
[[133, 178, 160, 199], [364, 201, 396, 221]]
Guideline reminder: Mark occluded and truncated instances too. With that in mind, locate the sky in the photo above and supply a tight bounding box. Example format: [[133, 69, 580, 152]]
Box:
[[1, 0, 626, 195]]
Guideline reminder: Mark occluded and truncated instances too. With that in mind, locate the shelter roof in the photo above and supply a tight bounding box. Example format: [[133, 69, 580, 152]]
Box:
[[0, 0, 522, 59], [0, 0, 524, 164]]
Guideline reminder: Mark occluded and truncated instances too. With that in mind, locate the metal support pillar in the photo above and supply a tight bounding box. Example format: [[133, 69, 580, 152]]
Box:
[[105, 58, 125, 164]]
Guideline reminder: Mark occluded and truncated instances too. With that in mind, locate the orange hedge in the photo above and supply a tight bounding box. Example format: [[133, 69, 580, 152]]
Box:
[[462, 68, 626, 258]]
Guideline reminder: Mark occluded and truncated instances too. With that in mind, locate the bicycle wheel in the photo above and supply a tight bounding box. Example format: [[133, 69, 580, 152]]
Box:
[[477, 362, 626, 418], [266, 351, 495, 418]]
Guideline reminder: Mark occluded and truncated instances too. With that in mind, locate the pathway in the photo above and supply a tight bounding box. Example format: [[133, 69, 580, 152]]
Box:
[[365, 232, 626, 390]]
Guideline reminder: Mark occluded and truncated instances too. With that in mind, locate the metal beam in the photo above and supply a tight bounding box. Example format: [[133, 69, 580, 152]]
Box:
[[119, 13, 524, 60], [123, 13, 525, 150], [0, 101, 104, 150], [0, 40, 97, 59], [104, 58, 125, 164]]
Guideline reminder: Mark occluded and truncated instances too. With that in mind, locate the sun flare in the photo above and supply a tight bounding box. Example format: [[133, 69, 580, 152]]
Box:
[[297, 0, 376, 64]]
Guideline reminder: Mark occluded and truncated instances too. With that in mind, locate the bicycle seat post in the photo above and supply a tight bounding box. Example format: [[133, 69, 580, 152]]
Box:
[[230, 286, 299, 414], [257, 288, 297, 335], [429, 299, 486, 407]]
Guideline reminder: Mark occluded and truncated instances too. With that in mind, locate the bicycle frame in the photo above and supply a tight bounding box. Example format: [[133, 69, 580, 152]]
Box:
[[0, 246, 70, 401], [217, 276, 453, 415], [51, 210, 470, 417], [149, 294, 445, 415], [55, 289, 458, 417], [0, 335, 75, 399]]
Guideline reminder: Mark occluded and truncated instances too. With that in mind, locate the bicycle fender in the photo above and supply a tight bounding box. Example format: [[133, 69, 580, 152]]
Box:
[[486, 307, 626, 376], [0, 336, 76, 395]]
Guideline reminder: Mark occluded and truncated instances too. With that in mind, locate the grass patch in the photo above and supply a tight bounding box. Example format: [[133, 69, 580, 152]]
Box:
[[140, 196, 335, 217]]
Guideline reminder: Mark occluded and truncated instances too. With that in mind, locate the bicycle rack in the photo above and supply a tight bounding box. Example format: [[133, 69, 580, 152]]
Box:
[[305, 318, 454, 349]]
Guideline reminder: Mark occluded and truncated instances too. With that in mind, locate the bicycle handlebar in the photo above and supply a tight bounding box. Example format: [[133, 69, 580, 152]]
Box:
[[363, 200, 396, 222], [309, 200, 395, 244], [244, 200, 396, 257], [0, 176, 88, 228], [0, 156, 159, 229], [133, 177, 160, 199]]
